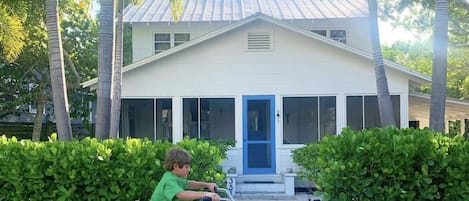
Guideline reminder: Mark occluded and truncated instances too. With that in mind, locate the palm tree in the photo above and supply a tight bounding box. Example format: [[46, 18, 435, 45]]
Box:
[[95, 0, 115, 139], [109, 0, 124, 138], [45, 0, 73, 141], [109, 0, 142, 138], [368, 0, 396, 126], [108, 0, 183, 138], [0, 2, 26, 62], [429, 0, 449, 132]]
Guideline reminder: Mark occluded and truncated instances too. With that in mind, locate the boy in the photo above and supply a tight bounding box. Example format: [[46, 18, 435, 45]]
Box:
[[150, 147, 221, 201]]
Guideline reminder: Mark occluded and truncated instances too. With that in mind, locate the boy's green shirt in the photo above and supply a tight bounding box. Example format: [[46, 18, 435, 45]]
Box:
[[150, 171, 188, 201]]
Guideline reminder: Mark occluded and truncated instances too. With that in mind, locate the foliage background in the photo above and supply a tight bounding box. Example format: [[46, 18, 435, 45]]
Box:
[[293, 127, 469, 201], [380, 0, 469, 99], [0, 136, 229, 201]]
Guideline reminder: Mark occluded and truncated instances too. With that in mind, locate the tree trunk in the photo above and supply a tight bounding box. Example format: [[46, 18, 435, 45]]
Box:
[[368, 0, 396, 127], [429, 0, 449, 132], [32, 90, 46, 141], [45, 0, 73, 141], [96, 0, 115, 139], [110, 0, 123, 138]]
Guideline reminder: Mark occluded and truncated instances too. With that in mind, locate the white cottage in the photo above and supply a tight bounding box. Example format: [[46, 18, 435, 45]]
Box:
[[83, 0, 469, 196]]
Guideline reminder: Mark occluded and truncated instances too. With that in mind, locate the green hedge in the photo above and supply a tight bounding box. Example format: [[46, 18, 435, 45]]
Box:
[[0, 135, 229, 201], [292, 127, 469, 201], [0, 122, 91, 141]]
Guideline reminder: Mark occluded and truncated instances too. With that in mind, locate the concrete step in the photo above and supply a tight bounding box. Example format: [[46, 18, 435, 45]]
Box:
[[236, 174, 283, 183], [236, 192, 295, 201], [234, 193, 322, 201], [237, 182, 284, 193], [227, 173, 296, 196]]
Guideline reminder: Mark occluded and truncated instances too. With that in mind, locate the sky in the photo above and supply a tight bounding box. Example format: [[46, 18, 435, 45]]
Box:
[[379, 21, 417, 45]]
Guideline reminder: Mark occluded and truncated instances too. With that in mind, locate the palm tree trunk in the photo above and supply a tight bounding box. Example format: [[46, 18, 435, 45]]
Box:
[[110, 0, 123, 138], [32, 90, 46, 141], [368, 0, 396, 127], [96, 0, 115, 139], [429, 0, 449, 132], [45, 0, 73, 141]]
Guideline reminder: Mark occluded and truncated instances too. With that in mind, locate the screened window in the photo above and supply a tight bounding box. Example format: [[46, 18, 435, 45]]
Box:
[[346, 95, 400, 130], [174, 33, 190, 46], [283, 96, 336, 144], [154, 33, 171, 54], [330, 30, 346, 44], [310, 30, 346, 44], [156, 99, 173, 141], [154, 33, 190, 54], [120, 98, 173, 141], [183, 98, 235, 140], [311, 30, 327, 37]]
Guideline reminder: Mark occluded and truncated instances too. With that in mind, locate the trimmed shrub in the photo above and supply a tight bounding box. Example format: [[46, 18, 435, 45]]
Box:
[[0, 135, 229, 200], [178, 138, 230, 184], [292, 127, 469, 201]]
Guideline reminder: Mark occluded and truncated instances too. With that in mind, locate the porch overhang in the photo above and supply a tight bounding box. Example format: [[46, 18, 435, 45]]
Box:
[[409, 92, 469, 129]]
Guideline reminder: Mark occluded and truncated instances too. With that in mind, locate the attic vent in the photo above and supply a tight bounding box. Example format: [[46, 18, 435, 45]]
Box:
[[247, 32, 272, 51]]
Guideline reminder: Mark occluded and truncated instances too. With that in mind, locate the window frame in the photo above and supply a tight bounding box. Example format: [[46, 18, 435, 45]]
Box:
[[346, 95, 401, 130], [311, 30, 327, 37], [182, 97, 236, 141], [153, 32, 191, 54], [310, 29, 347, 44], [282, 95, 337, 145], [120, 98, 173, 141], [174, 33, 190, 47], [330, 30, 347, 44], [153, 32, 171, 54]]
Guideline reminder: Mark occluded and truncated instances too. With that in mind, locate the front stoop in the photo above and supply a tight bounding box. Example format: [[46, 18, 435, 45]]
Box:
[[226, 173, 296, 196], [235, 193, 296, 201], [234, 193, 323, 201]]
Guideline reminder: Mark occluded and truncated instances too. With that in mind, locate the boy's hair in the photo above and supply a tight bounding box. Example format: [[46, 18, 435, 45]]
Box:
[[164, 147, 193, 171]]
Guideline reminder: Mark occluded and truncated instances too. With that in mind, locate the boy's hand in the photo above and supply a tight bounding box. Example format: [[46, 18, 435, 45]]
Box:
[[203, 192, 221, 201], [206, 182, 218, 192]]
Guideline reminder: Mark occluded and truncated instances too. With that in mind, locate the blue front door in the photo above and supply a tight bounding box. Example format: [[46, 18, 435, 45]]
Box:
[[243, 95, 276, 174]]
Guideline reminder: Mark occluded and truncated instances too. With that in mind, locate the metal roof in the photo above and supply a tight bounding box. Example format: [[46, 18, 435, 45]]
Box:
[[124, 0, 369, 23]]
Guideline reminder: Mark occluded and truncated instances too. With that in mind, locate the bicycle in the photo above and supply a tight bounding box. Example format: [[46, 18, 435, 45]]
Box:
[[200, 187, 235, 201]]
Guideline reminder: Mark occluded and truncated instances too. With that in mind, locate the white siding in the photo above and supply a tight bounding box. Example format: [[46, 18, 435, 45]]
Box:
[[132, 22, 230, 61], [124, 20, 410, 174], [127, 22, 404, 96], [131, 17, 372, 61]]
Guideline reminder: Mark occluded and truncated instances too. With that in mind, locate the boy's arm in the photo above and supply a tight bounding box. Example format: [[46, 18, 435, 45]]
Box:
[[187, 180, 218, 192], [176, 190, 220, 201]]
